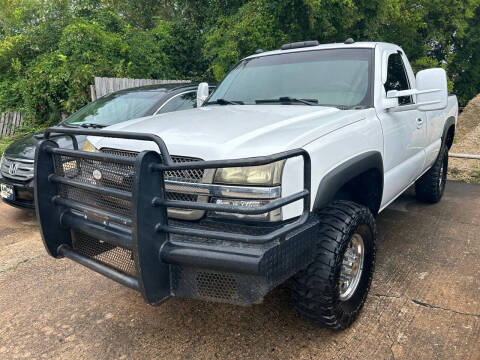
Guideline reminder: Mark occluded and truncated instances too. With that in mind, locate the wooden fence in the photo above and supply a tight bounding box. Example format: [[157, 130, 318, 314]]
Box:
[[0, 112, 24, 139], [91, 77, 191, 101]]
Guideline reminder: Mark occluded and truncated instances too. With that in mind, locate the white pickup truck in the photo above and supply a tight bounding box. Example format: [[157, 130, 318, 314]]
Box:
[[35, 39, 458, 329]]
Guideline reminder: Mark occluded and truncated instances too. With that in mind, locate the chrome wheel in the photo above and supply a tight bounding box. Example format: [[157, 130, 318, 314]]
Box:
[[439, 161, 445, 190], [339, 233, 365, 301]]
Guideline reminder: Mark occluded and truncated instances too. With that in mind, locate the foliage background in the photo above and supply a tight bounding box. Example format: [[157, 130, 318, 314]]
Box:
[[1, 0, 480, 128]]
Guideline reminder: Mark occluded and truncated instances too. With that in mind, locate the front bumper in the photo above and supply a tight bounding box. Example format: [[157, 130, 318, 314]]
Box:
[[35, 127, 313, 305], [0, 176, 35, 209]]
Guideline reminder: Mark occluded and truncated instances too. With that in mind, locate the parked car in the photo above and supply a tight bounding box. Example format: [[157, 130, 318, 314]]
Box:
[[0, 83, 212, 209], [34, 40, 457, 329]]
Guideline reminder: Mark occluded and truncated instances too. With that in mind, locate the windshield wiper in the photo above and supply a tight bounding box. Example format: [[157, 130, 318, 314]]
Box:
[[206, 98, 244, 105], [59, 120, 106, 128], [80, 123, 107, 129], [255, 97, 319, 106]]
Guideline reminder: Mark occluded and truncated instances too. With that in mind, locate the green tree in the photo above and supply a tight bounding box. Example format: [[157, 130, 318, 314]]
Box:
[[125, 21, 175, 79], [203, 0, 386, 80], [451, 5, 480, 105], [1, 0, 480, 126], [204, 1, 285, 80]]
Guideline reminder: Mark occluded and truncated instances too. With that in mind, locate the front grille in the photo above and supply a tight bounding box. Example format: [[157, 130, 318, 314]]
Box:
[[101, 148, 206, 212], [53, 153, 135, 219], [101, 148, 204, 180], [0, 156, 34, 181], [51, 148, 208, 223], [72, 230, 136, 276]]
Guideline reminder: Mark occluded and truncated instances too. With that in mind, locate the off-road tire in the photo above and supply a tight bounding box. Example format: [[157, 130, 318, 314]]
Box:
[[292, 201, 376, 329], [415, 145, 448, 203]]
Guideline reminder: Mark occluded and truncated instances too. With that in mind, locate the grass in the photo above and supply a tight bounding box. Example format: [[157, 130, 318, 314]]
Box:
[[470, 168, 480, 181], [449, 163, 480, 184], [6, 264, 19, 272], [0, 137, 13, 157]]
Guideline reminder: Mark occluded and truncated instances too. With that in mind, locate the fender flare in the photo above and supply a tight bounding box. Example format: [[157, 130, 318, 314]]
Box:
[[313, 151, 384, 211], [442, 116, 456, 149]]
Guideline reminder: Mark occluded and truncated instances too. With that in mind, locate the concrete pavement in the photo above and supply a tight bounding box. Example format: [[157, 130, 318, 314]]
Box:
[[0, 181, 478, 359]]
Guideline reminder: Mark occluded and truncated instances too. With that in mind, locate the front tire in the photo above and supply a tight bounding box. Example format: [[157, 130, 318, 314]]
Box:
[[415, 145, 448, 203], [292, 201, 376, 329]]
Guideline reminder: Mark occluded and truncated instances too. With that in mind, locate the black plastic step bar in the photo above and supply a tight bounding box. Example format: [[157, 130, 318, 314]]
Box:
[[35, 126, 312, 304]]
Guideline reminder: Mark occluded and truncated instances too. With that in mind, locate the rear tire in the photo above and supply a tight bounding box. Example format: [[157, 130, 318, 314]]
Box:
[[415, 145, 448, 203], [292, 201, 376, 329]]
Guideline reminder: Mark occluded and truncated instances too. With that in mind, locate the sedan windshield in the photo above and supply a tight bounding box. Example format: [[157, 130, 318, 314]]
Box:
[[63, 90, 164, 127], [208, 48, 373, 108]]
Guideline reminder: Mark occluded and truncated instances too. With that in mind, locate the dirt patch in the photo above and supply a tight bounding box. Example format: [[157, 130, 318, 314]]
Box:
[[448, 94, 480, 183]]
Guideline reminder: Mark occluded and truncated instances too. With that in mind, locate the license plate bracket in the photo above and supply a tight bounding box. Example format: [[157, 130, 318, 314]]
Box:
[[0, 183, 15, 201]]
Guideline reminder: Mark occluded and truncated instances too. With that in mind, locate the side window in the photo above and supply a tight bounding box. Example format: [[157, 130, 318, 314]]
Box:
[[384, 53, 412, 105], [157, 91, 197, 114]]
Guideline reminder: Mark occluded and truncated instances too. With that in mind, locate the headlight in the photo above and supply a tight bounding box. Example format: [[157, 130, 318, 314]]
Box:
[[82, 139, 99, 153], [211, 161, 285, 222], [214, 161, 284, 186]]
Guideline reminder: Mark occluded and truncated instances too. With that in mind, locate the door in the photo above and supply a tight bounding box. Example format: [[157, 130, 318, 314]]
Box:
[[378, 51, 427, 207]]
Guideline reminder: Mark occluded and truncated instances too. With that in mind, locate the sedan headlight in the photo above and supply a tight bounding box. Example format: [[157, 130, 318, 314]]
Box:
[[82, 139, 99, 153], [214, 161, 285, 186]]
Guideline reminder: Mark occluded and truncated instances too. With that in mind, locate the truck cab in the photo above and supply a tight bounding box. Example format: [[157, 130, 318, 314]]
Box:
[[34, 40, 457, 329]]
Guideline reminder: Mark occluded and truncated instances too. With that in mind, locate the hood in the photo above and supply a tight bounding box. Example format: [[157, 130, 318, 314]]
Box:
[[91, 105, 368, 160], [4, 130, 85, 160]]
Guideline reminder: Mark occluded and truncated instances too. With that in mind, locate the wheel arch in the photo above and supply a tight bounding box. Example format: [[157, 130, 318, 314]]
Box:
[[313, 151, 384, 215], [442, 116, 456, 150]]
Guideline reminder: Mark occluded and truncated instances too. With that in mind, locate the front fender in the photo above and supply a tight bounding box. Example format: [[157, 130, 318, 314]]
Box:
[[313, 151, 384, 211]]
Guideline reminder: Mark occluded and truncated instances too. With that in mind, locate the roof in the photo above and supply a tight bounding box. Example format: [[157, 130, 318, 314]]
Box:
[[244, 41, 390, 61], [109, 83, 197, 95]]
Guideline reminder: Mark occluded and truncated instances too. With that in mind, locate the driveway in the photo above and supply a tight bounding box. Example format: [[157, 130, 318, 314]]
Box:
[[0, 181, 479, 359]]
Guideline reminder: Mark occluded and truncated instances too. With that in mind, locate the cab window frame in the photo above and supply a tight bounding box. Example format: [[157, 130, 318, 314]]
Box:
[[384, 51, 413, 106]]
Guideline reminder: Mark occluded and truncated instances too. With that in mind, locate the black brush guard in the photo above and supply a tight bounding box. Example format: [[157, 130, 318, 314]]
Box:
[[35, 127, 318, 305]]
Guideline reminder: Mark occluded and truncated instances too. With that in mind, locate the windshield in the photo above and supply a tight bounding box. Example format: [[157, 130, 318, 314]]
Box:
[[63, 90, 164, 126], [208, 48, 373, 108]]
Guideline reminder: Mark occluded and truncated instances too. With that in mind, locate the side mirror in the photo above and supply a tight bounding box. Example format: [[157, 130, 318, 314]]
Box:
[[415, 68, 448, 111], [383, 96, 399, 110], [384, 68, 448, 112], [197, 82, 209, 108]]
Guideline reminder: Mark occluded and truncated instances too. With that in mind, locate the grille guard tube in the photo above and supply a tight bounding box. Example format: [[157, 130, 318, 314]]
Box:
[[36, 127, 312, 305]]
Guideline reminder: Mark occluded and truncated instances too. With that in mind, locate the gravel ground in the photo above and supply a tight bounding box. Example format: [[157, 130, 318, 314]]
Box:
[[0, 181, 479, 360], [449, 94, 480, 183]]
